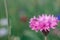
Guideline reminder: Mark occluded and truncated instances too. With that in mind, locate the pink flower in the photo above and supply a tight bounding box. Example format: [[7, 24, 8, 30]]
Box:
[[29, 14, 59, 32]]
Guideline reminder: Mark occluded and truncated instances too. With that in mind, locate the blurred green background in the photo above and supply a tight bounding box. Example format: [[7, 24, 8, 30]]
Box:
[[0, 0, 60, 40]]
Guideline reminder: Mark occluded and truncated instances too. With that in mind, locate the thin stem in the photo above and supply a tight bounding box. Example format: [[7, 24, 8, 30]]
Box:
[[4, 0, 8, 18], [45, 36, 47, 40], [4, 0, 11, 40]]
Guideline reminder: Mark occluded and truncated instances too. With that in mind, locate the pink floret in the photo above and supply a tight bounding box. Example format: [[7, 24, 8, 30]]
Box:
[[29, 14, 59, 32]]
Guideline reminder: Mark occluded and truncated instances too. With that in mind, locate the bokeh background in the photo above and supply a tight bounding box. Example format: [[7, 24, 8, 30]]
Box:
[[0, 0, 60, 40]]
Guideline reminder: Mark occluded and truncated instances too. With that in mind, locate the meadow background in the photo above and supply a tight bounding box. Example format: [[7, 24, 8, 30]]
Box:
[[0, 0, 60, 40]]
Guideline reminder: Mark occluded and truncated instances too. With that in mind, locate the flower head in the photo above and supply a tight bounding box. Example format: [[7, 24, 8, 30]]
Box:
[[0, 28, 8, 37], [29, 14, 59, 32], [57, 15, 60, 20], [0, 18, 8, 26]]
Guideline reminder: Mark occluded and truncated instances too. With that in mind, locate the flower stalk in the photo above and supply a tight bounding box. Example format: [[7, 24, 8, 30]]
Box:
[[45, 36, 47, 40], [4, 0, 11, 40]]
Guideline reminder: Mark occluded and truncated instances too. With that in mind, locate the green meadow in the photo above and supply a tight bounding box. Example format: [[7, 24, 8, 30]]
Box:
[[0, 0, 60, 40]]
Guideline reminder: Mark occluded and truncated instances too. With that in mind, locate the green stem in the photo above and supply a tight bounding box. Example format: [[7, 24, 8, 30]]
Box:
[[4, 0, 11, 40], [4, 0, 8, 18], [45, 36, 47, 40]]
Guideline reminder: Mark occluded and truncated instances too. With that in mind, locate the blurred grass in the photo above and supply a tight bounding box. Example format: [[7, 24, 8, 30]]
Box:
[[0, 0, 60, 40], [0, 0, 6, 18]]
